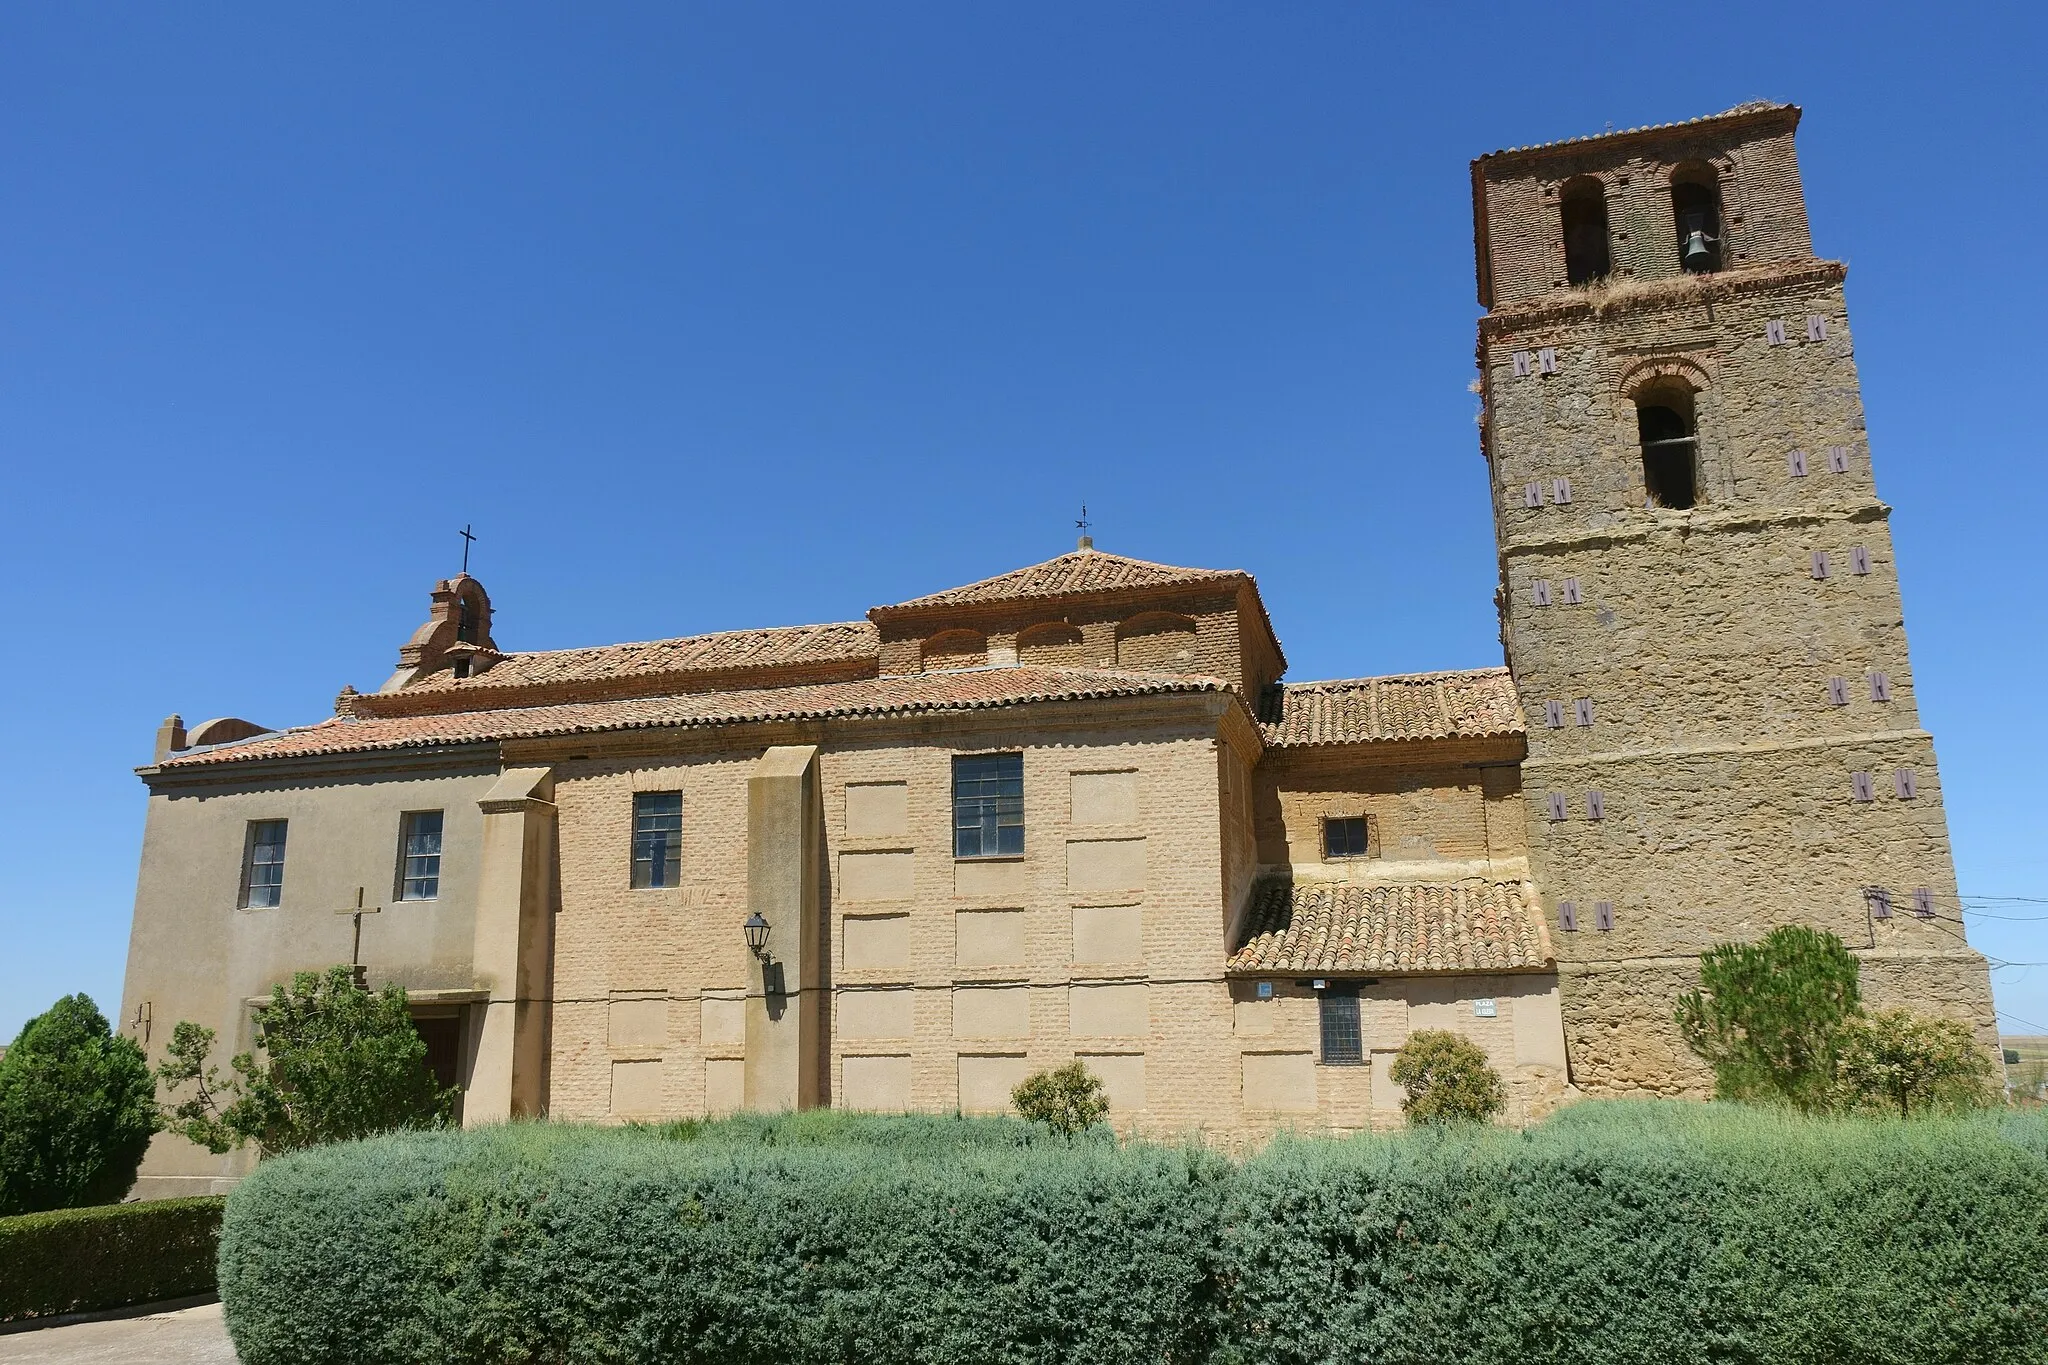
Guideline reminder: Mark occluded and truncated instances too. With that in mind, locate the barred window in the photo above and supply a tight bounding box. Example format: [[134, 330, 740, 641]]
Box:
[[1320, 985, 1363, 1065], [631, 793, 682, 889], [399, 810, 444, 901], [953, 753, 1024, 858], [1323, 815, 1372, 859], [241, 819, 288, 909]]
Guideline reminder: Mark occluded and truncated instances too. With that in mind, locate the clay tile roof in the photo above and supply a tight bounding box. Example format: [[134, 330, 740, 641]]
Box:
[[402, 621, 878, 693], [1473, 100, 1796, 164], [1258, 668, 1523, 747], [1228, 877, 1553, 976], [876, 549, 1249, 613], [155, 667, 1226, 769]]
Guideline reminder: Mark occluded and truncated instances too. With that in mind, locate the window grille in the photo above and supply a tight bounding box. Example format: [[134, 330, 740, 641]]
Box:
[[1320, 985, 1363, 1065], [399, 811, 444, 901], [1323, 816, 1371, 859], [953, 754, 1024, 858], [631, 793, 683, 888], [241, 820, 288, 908]]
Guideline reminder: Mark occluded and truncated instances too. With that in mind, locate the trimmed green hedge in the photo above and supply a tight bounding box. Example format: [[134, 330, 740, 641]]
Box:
[[0, 1196, 224, 1323], [1218, 1102, 2048, 1365], [221, 1120, 1225, 1365], [218, 1107, 2048, 1365]]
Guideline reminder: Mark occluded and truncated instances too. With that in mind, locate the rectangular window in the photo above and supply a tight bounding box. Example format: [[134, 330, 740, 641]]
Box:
[[399, 810, 444, 901], [1320, 985, 1363, 1065], [953, 753, 1024, 858], [631, 793, 683, 888], [241, 819, 288, 908], [1323, 815, 1371, 860]]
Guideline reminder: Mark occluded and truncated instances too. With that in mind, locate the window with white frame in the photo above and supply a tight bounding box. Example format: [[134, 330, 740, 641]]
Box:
[[241, 819, 288, 908], [399, 810, 444, 901]]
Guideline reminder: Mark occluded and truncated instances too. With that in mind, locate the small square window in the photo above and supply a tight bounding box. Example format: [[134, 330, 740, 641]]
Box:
[[631, 793, 683, 889], [1319, 985, 1363, 1065], [1323, 816, 1372, 860], [398, 811, 444, 901], [953, 754, 1024, 858], [241, 819, 288, 909]]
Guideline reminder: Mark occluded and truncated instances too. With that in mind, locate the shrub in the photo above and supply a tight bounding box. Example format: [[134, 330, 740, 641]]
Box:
[[1217, 1102, 2048, 1365], [158, 966, 458, 1154], [1675, 924, 1862, 1110], [219, 1120, 1227, 1365], [1387, 1029, 1504, 1125], [1836, 1008, 1996, 1117], [650, 1108, 1073, 1151], [215, 1108, 2048, 1365], [0, 1196, 224, 1322], [0, 994, 158, 1215], [1011, 1059, 1110, 1136]]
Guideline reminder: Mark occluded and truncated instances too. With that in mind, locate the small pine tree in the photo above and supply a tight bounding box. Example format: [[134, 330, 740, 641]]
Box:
[[1011, 1060, 1109, 1137], [157, 966, 458, 1155], [1388, 1030, 1506, 1126], [1675, 924, 1862, 1111], [1835, 1008, 1995, 1118], [0, 995, 159, 1214]]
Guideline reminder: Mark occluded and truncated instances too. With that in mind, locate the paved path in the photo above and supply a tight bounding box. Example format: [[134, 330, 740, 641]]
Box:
[[0, 1302, 236, 1364]]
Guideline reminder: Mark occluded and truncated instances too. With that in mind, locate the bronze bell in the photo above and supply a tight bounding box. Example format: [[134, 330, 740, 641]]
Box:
[[1680, 213, 1717, 272]]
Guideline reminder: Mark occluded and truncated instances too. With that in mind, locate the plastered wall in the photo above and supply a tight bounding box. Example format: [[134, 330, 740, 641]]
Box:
[[120, 754, 500, 1196]]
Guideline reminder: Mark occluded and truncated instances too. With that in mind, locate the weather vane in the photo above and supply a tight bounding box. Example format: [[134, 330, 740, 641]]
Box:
[[1075, 504, 1093, 550], [459, 524, 477, 574]]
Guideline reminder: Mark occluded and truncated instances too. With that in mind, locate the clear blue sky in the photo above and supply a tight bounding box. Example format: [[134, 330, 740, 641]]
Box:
[[4, 4, 2044, 1042]]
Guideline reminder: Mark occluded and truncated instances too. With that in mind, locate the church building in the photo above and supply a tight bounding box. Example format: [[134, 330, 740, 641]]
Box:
[[119, 102, 1998, 1196]]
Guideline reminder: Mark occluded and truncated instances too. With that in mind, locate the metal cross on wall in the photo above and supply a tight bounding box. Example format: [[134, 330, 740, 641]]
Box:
[[335, 886, 382, 987], [459, 524, 477, 574]]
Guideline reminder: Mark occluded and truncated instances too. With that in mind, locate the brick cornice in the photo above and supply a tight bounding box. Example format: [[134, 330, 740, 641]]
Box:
[[1477, 259, 1847, 343]]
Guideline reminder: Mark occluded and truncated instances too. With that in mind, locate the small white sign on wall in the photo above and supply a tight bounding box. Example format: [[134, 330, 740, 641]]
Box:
[[1472, 998, 1498, 1018]]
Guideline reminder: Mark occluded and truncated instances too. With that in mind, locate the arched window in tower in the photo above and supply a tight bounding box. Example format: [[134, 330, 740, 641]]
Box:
[[1669, 162, 1723, 273], [456, 597, 477, 644], [1560, 176, 1611, 284], [1636, 389, 1699, 509]]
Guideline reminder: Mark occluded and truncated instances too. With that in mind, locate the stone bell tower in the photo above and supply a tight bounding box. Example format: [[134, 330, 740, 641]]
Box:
[[1471, 102, 1998, 1093]]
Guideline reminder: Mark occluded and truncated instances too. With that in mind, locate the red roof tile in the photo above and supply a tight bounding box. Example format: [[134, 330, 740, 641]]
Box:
[[876, 549, 1249, 613], [400, 621, 877, 694], [1229, 877, 1552, 975], [1259, 668, 1523, 747], [158, 667, 1228, 769]]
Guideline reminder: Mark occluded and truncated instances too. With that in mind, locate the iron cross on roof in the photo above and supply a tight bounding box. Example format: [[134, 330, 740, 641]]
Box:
[[459, 524, 477, 574]]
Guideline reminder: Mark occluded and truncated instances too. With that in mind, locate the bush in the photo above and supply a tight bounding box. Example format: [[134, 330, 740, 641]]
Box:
[[0, 1196, 224, 1322], [1675, 924, 1862, 1110], [215, 1108, 2048, 1365], [0, 994, 158, 1214], [158, 966, 458, 1155], [1386, 1030, 1505, 1125], [219, 1119, 1228, 1365], [1835, 1008, 1997, 1116], [1217, 1102, 2048, 1365], [1011, 1060, 1110, 1136], [649, 1108, 1079, 1151]]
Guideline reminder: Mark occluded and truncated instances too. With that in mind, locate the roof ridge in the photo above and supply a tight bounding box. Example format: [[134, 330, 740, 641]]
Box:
[[1279, 665, 1512, 690], [878, 548, 1250, 612], [496, 619, 873, 660], [1473, 100, 1796, 164]]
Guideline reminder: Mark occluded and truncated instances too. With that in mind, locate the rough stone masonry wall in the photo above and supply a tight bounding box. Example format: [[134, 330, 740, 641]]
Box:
[[1482, 262, 1997, 1096]]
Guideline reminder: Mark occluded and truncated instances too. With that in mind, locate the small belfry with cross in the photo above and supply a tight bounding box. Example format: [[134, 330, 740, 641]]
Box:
[[1075, 504, 1093, 551], [458, 524, 478, 574]]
